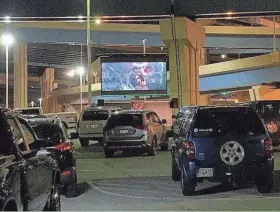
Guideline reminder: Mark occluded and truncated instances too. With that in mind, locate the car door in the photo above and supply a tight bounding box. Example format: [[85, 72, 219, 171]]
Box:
[[153, 112, 165, 142], [6, 117, 40, 211], [17, 118, 53, 211]]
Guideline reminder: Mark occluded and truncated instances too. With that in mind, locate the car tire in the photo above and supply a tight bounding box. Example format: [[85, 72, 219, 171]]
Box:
[[49, 183, 61, 211], [160, 144, 168, 151], [255, 169, 273, 193], [181, 164, 195, 196], [97, 138, 103, 146], [147, 137, 157, 156], [65, 183, 80, 198], [172, 155, 181, 181], [104, 149, 114, 158], [79, 138, 89, 147]]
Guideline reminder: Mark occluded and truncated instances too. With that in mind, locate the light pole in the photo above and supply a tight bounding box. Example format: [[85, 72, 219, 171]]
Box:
[[67, 67, 84, 112], [77, 67, 85, 111], [1, 34, 14, 108]]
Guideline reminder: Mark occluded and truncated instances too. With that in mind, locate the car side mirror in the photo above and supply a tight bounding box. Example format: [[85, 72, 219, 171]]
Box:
[[172, 115, 176, 119], [162, 119, 167, 124], [70, 132, 79, 139]]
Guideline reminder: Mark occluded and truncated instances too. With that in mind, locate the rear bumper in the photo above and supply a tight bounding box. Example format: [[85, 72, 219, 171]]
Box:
[[104, 137, 149, 150], [79, 133, 103, 138], [184, 158, 274, 182], [61, 167, 76, 185]]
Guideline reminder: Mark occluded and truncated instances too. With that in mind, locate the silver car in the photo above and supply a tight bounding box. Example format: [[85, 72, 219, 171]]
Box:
[[78, 106, 122, 146], [103, 110, 168, 158]]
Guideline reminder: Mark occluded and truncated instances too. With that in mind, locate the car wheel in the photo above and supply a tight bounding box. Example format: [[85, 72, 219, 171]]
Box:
[[65, 183, 80, 198], [255, 169, 273, 193], [147, 137, 157, 156], [49, 183, 61, 211], [160, 144, 168, 151], [104, 149, 114, 158], [98, 138, 103, 146], [79, 138, 89, 147], [172, 154, 180, 181], [181, 164, 195, 196]]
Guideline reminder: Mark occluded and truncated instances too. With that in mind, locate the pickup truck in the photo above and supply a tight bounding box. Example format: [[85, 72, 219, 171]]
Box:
[[14, 107, 77, 130]]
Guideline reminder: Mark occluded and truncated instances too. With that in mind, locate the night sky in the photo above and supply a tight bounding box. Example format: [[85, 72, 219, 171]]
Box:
[[0, 0, 279, 17]]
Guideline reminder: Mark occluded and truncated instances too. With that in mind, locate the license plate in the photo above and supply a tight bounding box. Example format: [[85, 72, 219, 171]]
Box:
[[196, 168, 213, 178], [119, 130, 129, 134], [86, 124, 98, 128]]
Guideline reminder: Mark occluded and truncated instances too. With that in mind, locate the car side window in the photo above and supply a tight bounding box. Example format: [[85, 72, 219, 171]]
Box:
[[180, 113, 194, 136], [148, 112, 156, 122], [146, 113, 152, 123], [7, 118, 26, 151], [153, 113, 160, 123], [18, 119, 35, 147]]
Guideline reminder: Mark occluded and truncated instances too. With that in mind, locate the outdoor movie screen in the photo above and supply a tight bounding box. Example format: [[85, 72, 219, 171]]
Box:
[[101, 61, 167, 95]]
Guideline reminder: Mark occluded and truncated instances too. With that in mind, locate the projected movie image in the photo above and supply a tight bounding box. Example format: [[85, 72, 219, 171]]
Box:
[[101, 62, 167, 93]]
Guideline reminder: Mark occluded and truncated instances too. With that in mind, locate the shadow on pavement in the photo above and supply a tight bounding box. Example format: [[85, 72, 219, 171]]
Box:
[[77, 182, 91, 196]]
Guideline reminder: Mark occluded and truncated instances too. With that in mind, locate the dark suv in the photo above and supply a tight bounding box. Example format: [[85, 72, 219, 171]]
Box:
[[0, 109, 61, 211], [171, 106, 274, 196]]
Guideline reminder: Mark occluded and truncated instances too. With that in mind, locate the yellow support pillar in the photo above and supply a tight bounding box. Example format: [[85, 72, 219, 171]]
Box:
[[14, 43, 28, 108], [41, 68, 56, 113], [160, 18, 205, 108]]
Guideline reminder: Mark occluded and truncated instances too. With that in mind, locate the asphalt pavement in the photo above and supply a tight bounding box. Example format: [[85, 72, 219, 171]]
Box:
[[61, 140, 280, 211]]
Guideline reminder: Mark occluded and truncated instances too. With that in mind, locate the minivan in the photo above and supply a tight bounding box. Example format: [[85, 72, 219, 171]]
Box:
[[78, 106, 122, 146]]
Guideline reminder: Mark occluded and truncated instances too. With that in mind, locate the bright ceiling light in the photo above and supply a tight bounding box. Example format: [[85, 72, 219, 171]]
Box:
[[4, 16, 11, 23], [67, 70, 75, 77], [76, 67, 85, 75], [95, 19, 101, 25], [226, 11, 233, 16], [221, 54, 227, 59], [1, 34, 14, 46]]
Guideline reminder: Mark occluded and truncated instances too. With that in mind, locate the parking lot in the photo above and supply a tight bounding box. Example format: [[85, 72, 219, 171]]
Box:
[[61, 140, 280, 211]]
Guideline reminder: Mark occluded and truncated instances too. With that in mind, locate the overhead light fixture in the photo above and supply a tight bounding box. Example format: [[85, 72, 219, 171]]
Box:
[[78, 15, 84, 22], [221, 54, 227, 59], [76, 67, 85, 75], [4, 16, 11, 23], [95, 19, 101, 25], [226, 11, 233, 16], [67, 70, 75, 77], [1, 33, 14, 46]]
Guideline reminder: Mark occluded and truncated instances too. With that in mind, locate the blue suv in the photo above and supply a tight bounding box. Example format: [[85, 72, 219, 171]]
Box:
[[171, 106, 274, 196]]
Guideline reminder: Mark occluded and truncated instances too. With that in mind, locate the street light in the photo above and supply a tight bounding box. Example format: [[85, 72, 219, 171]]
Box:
[[67, 67, 85, 111], [1, 33, 14, 108]]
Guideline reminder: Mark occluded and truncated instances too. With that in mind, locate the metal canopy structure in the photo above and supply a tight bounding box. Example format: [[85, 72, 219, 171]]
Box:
[[0, 0, 280, 17]]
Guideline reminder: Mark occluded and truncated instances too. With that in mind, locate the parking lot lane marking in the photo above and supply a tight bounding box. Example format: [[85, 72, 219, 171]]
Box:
[[97, 186, 184, 196], [91, 184, 182, 200]]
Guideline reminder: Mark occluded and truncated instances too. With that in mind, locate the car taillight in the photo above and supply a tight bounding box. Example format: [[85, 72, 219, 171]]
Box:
[[183, 141, 195, 160], [55, 142, 72, 152], [264, 137, 273, 157]]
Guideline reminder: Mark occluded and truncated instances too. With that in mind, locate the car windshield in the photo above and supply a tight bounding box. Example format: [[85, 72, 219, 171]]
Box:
[[33, 124, 65, 142], [82, 110, 109, 121], [193, 109, 266, 138], [106, 113, 143, 131]]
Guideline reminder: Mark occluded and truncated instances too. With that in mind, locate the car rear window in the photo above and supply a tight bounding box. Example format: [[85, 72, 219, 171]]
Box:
[[33, 124, 65, 142], [106, 113, 143, 130], [82, 110, 109, 121], [20, 109, 41, 115], [192, 109, 266, 138]]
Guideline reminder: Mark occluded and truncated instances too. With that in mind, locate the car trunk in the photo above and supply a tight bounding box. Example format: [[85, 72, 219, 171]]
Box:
[[106, 113, 145, 141], [191, 109, 267, 167], [79, 110, 109, 134]]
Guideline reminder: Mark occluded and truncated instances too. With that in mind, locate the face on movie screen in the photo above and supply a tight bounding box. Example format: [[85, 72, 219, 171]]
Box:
[[101, 62, 167, 92]]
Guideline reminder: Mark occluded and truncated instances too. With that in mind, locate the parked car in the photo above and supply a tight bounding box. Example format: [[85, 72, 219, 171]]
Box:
[[27, 116, 79, 198], [14, 107, 78, 131], [238, 100, 280, 148], [171, 106, 274, 196], [77, 106, 122, 147], [0, 108, 61, 211], [103, 110, 168, 158]]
